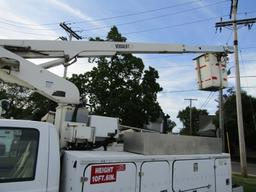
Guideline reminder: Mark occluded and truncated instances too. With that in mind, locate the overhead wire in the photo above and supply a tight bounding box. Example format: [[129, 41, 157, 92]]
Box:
[[123, 15, 228, 36], [0, 0, 223, 30], [2, 7, 255, 38], [0, 0, 229, 36], [0, 26, 58, 37], [68, 0, 223, 24], [0, 16, 60, 26], [200, 92, 216, 109], [161, 89, 198, 93], [0, 19, 61, 31], [239, 49, 256, 130], [78, 0, 229, 32], [0, 15, 221, 37], [0, 3, 254, 38], [160, 86, 256, 94]]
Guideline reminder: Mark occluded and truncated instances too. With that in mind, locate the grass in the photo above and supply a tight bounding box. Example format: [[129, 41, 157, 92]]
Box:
[[232, 174, 256, 192]]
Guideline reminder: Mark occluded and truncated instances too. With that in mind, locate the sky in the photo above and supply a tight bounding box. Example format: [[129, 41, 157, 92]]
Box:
[[0, 0, 255, 131]]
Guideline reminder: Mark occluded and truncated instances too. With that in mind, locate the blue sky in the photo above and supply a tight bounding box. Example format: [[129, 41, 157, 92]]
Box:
[[0, 0, 255, 131]]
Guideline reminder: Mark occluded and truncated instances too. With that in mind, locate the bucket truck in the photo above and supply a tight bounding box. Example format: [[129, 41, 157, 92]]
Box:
[[0, 39, 235, 192]]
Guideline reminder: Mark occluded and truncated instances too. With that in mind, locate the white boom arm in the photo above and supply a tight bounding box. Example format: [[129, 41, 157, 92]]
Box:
[[0, 40, 233, 105], [0, 47, 80, 104]]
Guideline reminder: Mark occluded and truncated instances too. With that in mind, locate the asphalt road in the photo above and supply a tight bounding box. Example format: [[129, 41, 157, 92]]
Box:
[[232, 161, 256, 175]]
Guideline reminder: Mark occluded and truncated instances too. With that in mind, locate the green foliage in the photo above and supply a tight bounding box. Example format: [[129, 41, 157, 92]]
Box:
[[27, 93, 57, 121], [215, 88, 256, 152], [69, 26, 164, 127], [163, 114, 176, 133], [0, 81, 31, 119], [177, 107, 208, 135], [0, 81, 56, 120], [233, 174, 256, 192], [0, 26, 176, 128]]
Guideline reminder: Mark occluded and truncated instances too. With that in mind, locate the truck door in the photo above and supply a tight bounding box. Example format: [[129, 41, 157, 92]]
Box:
[[82, 162, 137, 192], [0, 122, 49, 192], [140, 161, 170, 192], [214, 158, 232, 192], [172, 159, 215, 192]]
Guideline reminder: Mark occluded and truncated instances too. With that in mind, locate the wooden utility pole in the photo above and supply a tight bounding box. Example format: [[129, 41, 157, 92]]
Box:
[[184, 98, 197, 135], [215, 0, 256, 177], [219, 88, 225, 151], [59, 22, 82, 78]]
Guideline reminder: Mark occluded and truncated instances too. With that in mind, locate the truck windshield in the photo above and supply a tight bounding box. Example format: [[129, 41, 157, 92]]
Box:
[[0, 128, 39, 183]]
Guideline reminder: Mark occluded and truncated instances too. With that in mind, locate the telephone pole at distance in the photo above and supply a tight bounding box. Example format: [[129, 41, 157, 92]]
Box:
[[184, 98, 197, 135]]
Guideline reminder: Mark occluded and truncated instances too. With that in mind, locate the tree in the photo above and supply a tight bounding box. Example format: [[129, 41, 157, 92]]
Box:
[[26, 93, 57, 121], [163, 114, 176, 133], [0, 81, 31, 119], [0, 81, 56, 120], [69, 26, 164, 128], [177, 107, 208, 135], [215, 88, 256, 153], [0, 26, 176, 129]]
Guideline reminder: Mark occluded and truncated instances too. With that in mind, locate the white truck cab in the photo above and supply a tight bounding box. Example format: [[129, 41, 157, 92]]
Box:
[[0, 119, 60, 192]]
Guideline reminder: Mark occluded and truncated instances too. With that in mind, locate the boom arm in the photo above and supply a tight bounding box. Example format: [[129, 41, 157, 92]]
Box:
[[0, 40, 233, 59], [0, 39, 233, 104], [0, 46, 80, 104]]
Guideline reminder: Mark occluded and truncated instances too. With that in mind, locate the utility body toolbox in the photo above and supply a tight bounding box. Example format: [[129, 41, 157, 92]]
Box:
[[61, 150, 232, 192]]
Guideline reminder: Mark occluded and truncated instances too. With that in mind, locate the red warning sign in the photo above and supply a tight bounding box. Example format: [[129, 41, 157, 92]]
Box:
[[90, 164, 126, 184]]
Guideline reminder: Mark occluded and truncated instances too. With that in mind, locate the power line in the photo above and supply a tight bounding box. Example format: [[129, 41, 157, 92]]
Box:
[[68, 0, 216, 25], [79, 0, 228, 32], [0, 16, 59, 26], [161, 86, 256, 94], [240, 46, 256, 50], [161, 89, 198, 93], [0, 16, 218, 37], [239, 50, 256, 131], [0, 25, 57, 37], [0, 19, 60, 31], [200, 92, 213, 109], [229, 75, 256, 78], [0, 6, 254, 33], [61, 15, 226, 39], [201, 92, 216, 109], [156, 65, 192, 68], [124, 16, 220, 35], [1, 9, 254, 37], [0, 2, 254, 29], [59, 22, 82, 40]]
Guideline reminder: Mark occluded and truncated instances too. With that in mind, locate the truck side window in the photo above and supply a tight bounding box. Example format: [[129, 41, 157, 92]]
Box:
[[0, 128, 39, 183]]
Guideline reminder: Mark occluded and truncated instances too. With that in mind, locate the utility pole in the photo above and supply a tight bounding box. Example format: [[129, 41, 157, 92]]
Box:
[[215, 0, 256, 177], [59, 22, 82, 78], [184, 98, 197, 135], [219, 89, 225, 149], [217, 54, 225, 152]]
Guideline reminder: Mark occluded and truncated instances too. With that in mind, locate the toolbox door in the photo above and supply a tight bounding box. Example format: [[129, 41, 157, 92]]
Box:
[[215, 158, 232, 192], [172, 159, 215, 192], [82, 162, 137, 192], [140, 161, 170, 192]]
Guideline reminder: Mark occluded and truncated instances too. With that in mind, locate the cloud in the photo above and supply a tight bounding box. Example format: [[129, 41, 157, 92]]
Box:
[[193, 0, 219, 18], [48, 0, 104, 29], [0, 1, 58, 39]]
